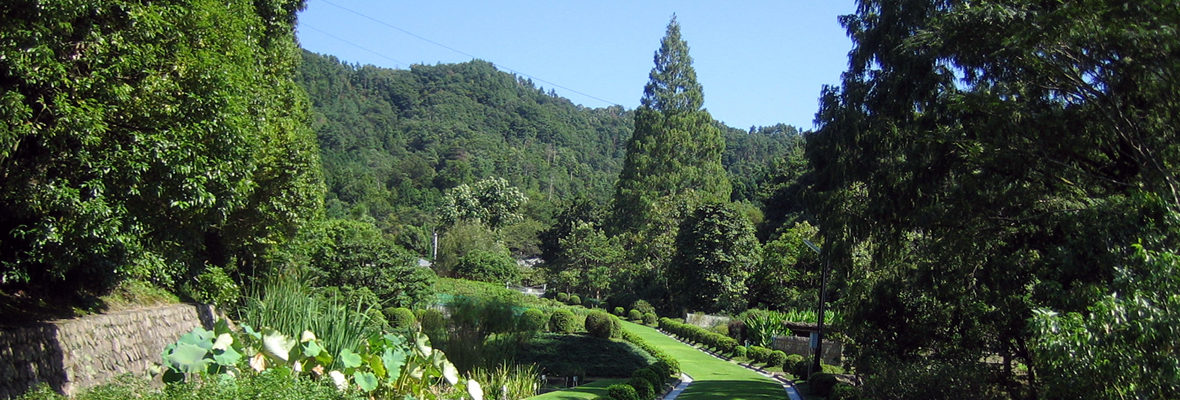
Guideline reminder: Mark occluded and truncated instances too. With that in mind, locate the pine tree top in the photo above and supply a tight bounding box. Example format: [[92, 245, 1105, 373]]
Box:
[[641, 15, 704, 113]]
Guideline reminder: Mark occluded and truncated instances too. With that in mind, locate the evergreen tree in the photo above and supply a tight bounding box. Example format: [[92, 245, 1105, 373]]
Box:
[[612, 16, 730, 234]]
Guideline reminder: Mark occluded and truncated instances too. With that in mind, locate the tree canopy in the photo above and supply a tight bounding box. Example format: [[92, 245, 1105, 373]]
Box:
[[808, 0, 1180, 397], [612, 16, 731, 234], [0, 0, 322, 296]]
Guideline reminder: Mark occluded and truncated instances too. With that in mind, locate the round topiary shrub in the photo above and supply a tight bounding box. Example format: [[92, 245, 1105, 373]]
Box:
[[808, 373, 840, 397], [642, 312, 658, 326], [557, 292, 570, 302], [792, 359, 811, 379], [614, 306, 626, 316], [384, 307, 416, 330], [585, 310, 617, 339], [633, 368, 664, 391], [420, 308, 447, 334], [518, 308, 547, 332], [569, 294, 582, 305], [767, 350, 787, 367], [548, 308, 578, 334], [732, 346, 748, 359], [628, 377, 654, 399], [785, 353, 805, 366], [606, 384, 639, 400], [749, 346, 772, 364], [628, 309, 643, 322], [631, 299, 655, 315]]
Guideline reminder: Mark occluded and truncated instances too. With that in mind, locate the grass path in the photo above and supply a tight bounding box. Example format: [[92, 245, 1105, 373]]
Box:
[[620, 321, 786, 400], [528, 379, 626, 400]]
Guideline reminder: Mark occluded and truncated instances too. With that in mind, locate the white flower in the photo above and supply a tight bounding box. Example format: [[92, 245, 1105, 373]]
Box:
[[329, 370, 348, 391]]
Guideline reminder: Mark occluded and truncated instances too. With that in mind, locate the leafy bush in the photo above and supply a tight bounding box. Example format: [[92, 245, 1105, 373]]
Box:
[[792, 359, 844, 380], [642, 312, 658, 326], [808, 373, 840, 397], [585, 310, 619, 339], [748, 346, 772, 364], [182, 266, 240, 311], [767, 350, 788, 367], [455, 249, 520, 284], [727, 319, 746, 343], [519, 308, 547, 332], [557, 292, 570, 302], [860, 358, 1002, 400], [830, 383, 867, 400], [632, 368, 664, 391], [785, 353, 805, 368], [628, 377, 654, 399], [569, 294, 582, 305], [732, 346, 748, 359], [614, 306, 626, 316], [606, 384, 639, 400], [549, 309, 579, 334], [631, 299, 655, 315], [628, 309, 643, 321], [384, 307, 416, 330], [419, 308, 447, 336]]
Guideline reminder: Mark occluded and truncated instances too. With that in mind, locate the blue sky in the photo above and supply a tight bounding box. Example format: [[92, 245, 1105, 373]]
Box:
[[296, 0, 857, 130]]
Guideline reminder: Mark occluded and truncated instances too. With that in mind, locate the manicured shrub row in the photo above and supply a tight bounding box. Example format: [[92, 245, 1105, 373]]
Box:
[[642, 312, 657, 326], [620, 327, 680, 378], [658, 317, 738, 354], [628, 309, 643, 321]]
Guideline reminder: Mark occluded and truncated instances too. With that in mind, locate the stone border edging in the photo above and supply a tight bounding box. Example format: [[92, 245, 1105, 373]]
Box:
[[658, 373, 693, 400]]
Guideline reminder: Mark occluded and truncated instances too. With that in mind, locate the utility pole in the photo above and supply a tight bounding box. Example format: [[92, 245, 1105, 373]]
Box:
[[803, 239, 829, 378]]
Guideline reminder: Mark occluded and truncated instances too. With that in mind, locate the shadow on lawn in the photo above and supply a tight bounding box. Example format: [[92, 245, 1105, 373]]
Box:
[[679, 379, 787, 400]]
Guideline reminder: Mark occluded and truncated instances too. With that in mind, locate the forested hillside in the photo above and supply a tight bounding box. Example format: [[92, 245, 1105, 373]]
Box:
[[295, 51, 803, 256]]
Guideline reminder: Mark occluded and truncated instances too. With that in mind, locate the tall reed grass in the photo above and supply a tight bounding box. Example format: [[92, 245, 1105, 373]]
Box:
[[240, 275, 384, 368], [469, 363, 540, 400]]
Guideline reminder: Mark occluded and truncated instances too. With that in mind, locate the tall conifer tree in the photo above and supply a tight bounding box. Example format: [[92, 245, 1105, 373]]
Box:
[[612, 16, 730, 234]]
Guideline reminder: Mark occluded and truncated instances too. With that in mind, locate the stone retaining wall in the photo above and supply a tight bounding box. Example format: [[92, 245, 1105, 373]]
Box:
[[0, 303, 216, 399], [685, 313, 730, 329], [772, 335, 842, 366]]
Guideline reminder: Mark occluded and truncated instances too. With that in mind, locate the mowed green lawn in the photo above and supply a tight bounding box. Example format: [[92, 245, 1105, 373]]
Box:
[[529, 379, 627, 400], [619, 321, 786, 400]]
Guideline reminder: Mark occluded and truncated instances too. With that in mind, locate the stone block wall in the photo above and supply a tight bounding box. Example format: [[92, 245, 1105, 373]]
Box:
[[772, 335, 843, 366], [0, 303, 216, 399], [685, 313, 731, 329]]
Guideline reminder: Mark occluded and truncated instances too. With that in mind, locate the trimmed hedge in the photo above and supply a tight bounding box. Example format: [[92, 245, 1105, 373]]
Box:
[[808, 373, 840, 397], [748, 346, 773, 364], [658, 317, 738, 354], [627, 376, 654, 399], [383, 307, 416, 330], [606, 384, 639, 400], [620, 327, 680, 377], [628, 309, 643, 321], [642, 312, 657, 326], [732, 346, 747, 359], [519, 308, 547, 332], [557, 292, 570, 302], [586, 310, 620, 339], [549, 308, 579, 334], [767, 350, 787, 367], [569, 294, 582, 305], [614, 306, 626, 316], [792, 359, 845, 379]]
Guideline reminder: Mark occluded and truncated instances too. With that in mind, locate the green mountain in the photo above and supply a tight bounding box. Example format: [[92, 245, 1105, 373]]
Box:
[[296, 51, 802, 255]]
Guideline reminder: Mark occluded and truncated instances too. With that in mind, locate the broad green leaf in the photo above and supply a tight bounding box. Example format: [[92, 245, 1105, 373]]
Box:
[[369, 354, 386, 379], [214, 319, 233, 336], [414, 333, 432, 358], [213, 346, 242, 366], [302, 340, 323, 358], [178, 327, 215, 350], [354, 371, 378, 392], [340, 348, 363, 369], [381, 347, 406, 382], [166, 343, 210, 374]]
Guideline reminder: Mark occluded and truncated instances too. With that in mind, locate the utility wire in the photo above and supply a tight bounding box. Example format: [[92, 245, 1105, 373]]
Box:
[[301, 23, 406, 68], [315, 0, 621, 106]]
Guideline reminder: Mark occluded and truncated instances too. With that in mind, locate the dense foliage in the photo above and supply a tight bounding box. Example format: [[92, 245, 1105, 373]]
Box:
[[0, 0, 322, 298], [809, 0, 1180, 397]]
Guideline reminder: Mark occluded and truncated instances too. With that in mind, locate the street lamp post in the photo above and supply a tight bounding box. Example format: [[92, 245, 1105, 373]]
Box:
[[803, 239, 829, 378]]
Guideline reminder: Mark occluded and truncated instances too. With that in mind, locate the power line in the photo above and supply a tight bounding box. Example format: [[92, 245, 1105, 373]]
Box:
[[315, 0, 621, 106], [301, 23, 406, 68]]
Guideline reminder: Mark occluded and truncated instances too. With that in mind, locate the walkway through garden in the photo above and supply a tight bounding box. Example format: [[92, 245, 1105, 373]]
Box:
[[619, 321, 791, 400]]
